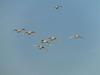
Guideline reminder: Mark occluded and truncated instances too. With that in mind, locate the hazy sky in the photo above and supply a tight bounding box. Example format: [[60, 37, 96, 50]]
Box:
[[0, 0, 100, 75]]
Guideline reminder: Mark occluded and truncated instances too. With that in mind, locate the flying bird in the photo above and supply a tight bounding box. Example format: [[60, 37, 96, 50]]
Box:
[[48, 36, 57, 41], [40, 36, 57, 46], [34, 44, 48, 52], [41, 39, 50, 44], [25, 31, 36, 36], [68, 33, 83, 40], [54, 5, 62, 10], [40, 39, 52, 46], [14, 28, 25, 33]]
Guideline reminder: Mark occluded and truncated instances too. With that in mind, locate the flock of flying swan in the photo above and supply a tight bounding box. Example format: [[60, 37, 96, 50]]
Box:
[[14, 4, 83, 52]]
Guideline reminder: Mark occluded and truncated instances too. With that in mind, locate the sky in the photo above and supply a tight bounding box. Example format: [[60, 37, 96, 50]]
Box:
[[0, 0, 100, 75]]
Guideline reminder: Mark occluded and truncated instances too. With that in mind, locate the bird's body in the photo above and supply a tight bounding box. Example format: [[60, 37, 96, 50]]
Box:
[[74, 34, 81, 39]]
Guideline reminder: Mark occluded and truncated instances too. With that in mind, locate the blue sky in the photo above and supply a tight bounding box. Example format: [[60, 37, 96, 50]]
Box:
[[0, 0, 100, 75]]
